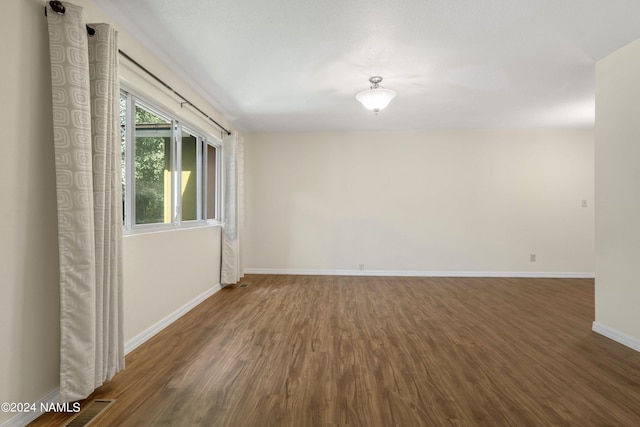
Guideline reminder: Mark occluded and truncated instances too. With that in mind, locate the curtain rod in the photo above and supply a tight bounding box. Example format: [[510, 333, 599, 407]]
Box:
[[117, 50, 231, 136], [44, 0, 232, 137]]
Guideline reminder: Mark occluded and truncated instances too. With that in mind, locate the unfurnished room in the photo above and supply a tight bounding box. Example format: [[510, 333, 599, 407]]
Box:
[[2, 0, 640, 426]]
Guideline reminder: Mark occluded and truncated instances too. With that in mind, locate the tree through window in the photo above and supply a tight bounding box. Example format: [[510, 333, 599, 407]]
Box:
[[119, 90, 221, 230]]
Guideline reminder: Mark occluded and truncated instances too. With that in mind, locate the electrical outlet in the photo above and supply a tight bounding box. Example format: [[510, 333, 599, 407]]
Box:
[[359, 264, 365, 271], [530, 254, 536, 262], [581, 200, 588, 208]]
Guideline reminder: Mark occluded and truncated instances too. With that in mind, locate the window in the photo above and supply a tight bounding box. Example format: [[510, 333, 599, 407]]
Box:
[[134, 105, 171, 225], [180, 128, 199, 222], [120, 90, 221, 231], [205, 142, 219, 220]]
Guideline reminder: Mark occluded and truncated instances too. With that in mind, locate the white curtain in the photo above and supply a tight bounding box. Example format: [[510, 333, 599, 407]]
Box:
[[221, 131, 245, 285], [47, 2, 124, 402]]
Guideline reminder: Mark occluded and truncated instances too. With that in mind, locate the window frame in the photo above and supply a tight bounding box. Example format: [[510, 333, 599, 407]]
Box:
[[205, 139, 223, 224], [120, 88, 222, 234]]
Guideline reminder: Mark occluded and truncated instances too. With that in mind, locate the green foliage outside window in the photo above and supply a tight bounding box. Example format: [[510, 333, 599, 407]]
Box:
[[134, 106, 170, 225], [121, 92, 217, 228]]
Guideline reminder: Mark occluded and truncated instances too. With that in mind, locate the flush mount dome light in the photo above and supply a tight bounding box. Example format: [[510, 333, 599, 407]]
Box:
[[356, 76, 396, 113]]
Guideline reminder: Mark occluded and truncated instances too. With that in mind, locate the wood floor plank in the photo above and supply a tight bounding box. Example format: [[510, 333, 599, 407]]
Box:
[[29, 275, 640, 426]]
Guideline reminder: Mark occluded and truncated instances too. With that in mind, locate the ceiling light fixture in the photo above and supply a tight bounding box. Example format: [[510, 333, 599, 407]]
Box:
[[356, 76, 396, 114]]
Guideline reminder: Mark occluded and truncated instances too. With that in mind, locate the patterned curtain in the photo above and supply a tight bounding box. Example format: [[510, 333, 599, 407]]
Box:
[[221, 131, 245, 285], [46, 2, 124, 402]]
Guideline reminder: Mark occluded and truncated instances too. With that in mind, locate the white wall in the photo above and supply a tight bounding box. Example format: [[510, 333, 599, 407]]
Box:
[[245, 129, 594, 275], [123, 227, 221, 343], [0, 0, 227, 424], [594, 38, 640, 346], [0, 2, 60, 423]]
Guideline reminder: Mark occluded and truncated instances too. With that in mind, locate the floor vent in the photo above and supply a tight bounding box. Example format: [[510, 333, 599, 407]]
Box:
[[239, 282, 251, 288], [65, 399, 115, 426]]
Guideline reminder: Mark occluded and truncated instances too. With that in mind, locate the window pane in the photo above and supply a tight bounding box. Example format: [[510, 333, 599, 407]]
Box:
[[120, 94, 127, 225], [206, 144, 217, 220], [134, 105, 171, 225], [181, 130, 198, 221]]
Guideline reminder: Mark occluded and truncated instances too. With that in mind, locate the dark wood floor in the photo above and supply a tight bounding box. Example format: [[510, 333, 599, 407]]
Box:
[[30, 275, 640, 426]]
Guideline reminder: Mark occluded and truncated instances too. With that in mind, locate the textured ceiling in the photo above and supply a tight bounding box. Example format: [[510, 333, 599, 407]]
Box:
[[95, 0, 640, 132]]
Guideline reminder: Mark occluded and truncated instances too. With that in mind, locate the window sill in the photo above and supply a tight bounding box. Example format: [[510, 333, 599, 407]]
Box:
[[123, 220, 222, 237]]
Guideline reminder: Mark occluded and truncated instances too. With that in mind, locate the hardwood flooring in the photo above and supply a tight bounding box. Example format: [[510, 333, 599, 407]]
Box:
[[29, 275, 640, 426]]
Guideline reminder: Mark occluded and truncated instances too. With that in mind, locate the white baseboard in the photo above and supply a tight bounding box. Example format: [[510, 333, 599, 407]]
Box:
[[592, 322, 640, 353], [0, 284, 222, 427], [0, 389, 59, 427], [244, 268, 595, 279], [125, 283, 222, 354]]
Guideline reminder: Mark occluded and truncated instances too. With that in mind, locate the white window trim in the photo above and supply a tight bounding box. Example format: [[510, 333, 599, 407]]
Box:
[[120, 87, 223, 235], [203, 139, 223, 223]]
